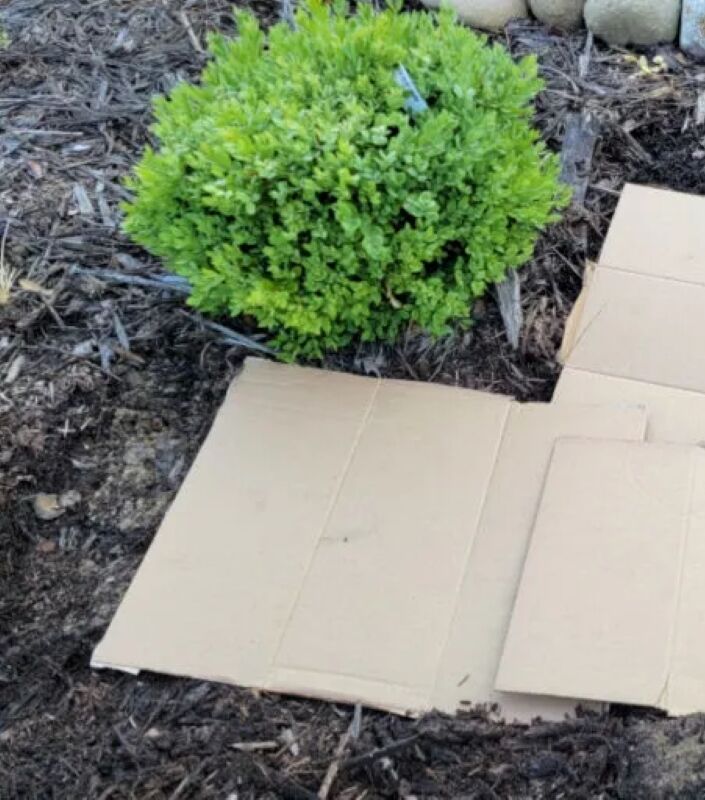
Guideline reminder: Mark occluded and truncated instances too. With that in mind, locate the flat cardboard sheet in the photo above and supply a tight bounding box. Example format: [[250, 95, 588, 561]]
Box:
[[92, 358, 646, 720], [599, 183, 705, 285], [496, 438, 705, 716], [555, 370, 705, 446], [555, 183, 705, 444], [562, 265, 705, 394]]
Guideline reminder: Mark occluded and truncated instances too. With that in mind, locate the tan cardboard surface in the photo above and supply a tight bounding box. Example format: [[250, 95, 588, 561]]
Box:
[[555, 369, 705, 445], [429, 403, 644, 720], [91, 358, 379, 689], [563, 265, 705, 394], [600, 184, 705, 284], [269, 376, 511, 714], [558, 261, 596, 365], [93, 358, 645, 719], [496, 438, 705, 715], [556, 183, 705, 444]]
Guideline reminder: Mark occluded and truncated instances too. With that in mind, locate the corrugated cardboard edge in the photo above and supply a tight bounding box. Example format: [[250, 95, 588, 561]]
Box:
[[91, 661, 139, 676], [266, 669, 429, 718]]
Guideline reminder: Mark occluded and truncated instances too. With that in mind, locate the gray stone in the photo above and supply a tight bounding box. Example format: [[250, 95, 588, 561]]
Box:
[[421, 0, 529, 31], [530, 0, 585, 30], [584, 0, 681, 45], [681, 0, 705, 60]]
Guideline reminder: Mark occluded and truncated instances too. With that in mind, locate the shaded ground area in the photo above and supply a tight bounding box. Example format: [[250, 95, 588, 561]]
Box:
[[3, 1, 705, 797]]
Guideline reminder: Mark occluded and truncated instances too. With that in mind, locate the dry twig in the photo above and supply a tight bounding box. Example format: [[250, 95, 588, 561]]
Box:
[[0, 220, 17, 306], [318, 705, 362, 799]]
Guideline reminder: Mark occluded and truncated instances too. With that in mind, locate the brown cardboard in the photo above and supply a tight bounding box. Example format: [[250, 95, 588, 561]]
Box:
[[555, 370, 705, 445], [496, 438, 705, 716], [428, 402, 645, 720], [558, 259, 597, 365], [599, 183, 705, 285], [92, 358, 646, 720], [563, 265, 705, 394], [555, 183, 705, 444]]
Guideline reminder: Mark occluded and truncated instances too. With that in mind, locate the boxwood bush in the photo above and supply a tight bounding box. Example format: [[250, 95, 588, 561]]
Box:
[[123, 1, 569, 359]]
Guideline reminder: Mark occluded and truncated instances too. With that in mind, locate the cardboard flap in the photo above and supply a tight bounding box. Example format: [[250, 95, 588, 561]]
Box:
[[496, 439, 705, 714], [557, 184, 705, 442], [555, 369, 705, 446], [600, 184, 705, 285]]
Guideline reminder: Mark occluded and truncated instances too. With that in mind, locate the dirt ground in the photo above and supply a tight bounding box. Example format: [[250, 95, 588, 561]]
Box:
[[3, 1, 705, 797]]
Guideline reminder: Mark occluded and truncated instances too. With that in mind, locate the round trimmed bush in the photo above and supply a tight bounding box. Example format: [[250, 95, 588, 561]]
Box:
[[123, 1, 569, 359]]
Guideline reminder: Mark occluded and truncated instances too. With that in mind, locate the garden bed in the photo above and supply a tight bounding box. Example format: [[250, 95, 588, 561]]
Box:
[[2, 1, 705, 797]]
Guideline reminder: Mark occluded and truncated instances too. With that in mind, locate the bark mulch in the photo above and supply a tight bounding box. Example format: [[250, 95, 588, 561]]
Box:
[[3, 1, 705, 797]]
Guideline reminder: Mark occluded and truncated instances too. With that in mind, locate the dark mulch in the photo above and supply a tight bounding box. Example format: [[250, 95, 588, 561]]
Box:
[[3, 1, 705, 797]]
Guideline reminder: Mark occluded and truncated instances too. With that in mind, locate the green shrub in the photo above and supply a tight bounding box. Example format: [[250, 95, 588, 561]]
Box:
[[123, 1, 569, 359]]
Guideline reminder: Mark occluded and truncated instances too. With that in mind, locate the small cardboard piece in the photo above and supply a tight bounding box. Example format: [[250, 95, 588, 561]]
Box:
[[496, 438, 705, 717], [93, 358, 646, 720], [599, 183, 705, 285], [561, 265, 705, 394], [555, 370, 705, 446], [555, 183, 705, 444]]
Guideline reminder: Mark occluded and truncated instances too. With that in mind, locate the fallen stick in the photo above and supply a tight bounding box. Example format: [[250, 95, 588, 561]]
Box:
[[178, 9, 204, 53], [179, 310, 276, 356], [231, 740, 279, 752], [68, 264, 276, 356], [340, 734, 420, 772], [69, 264, 191, 294], [318, 704, 362, 799]]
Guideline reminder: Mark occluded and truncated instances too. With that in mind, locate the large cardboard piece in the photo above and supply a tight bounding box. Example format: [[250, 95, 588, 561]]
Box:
[[496, 438, 705, 717], [93, 358, 645, 720], [555, 184, 705, 444]]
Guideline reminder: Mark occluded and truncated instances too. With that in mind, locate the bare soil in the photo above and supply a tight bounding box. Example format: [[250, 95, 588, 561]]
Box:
[[3, 2, 705, 797]]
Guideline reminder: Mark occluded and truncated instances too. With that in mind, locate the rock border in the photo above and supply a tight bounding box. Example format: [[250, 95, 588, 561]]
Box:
[[421, 1, 704, 60]]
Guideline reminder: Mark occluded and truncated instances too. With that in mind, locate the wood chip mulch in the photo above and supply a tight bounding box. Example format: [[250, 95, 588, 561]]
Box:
[[3, 2, 705, 797]]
